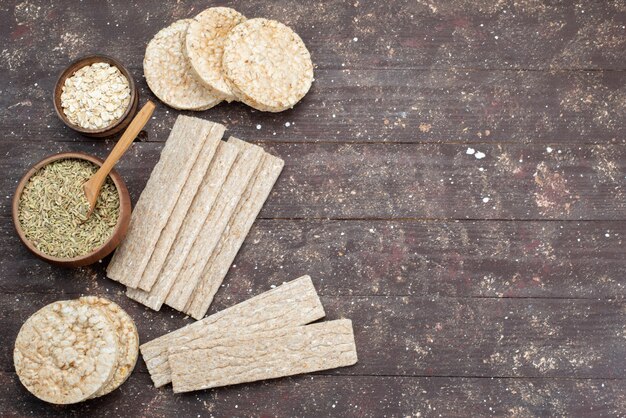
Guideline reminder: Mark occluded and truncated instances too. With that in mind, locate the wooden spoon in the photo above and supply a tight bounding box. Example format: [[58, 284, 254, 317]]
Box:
[[83, 100, 155, 218]]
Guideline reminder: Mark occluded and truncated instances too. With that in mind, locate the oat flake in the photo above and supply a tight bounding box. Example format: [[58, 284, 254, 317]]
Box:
[[61, 62, 130, 130]]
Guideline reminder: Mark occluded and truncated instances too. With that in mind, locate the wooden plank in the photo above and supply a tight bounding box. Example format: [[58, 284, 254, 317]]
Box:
[[203, 218, 626, 300], [1, 372, 625, 417], [2, 68, 625, 145], [2, 217, 624, 301], [1, 0, 625, 416], [334, 296, 626, 379], [2, 0, 625, 71], [3, 140, 624, 221], [259, 142, 626, 220], [2, 293, 625, 379], [1, 218, 624, 300]]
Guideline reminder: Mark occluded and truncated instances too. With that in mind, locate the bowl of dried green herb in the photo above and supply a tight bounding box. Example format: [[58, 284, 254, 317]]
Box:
[[12, 152, 131, 267]]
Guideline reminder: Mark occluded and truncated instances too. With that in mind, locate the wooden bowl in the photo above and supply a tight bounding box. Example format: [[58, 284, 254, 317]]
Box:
[[12, 152, 132, 267], [53, 55, 139, 138]]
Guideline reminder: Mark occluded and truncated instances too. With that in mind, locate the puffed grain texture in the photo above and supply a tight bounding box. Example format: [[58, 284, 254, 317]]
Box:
[[126, 141, 238, 310], [144, 19, 221, 110], [170, 319, 358, 392], [140, 275, 325, 387], [107, 116, 223, 288], [184, 142, 284, 319], [185, 7, 246, 101], [222, 18, 313, 112], [136, 123, 223, 291], [164, 138, 264, 311], [14, 300, 118, 404], [79, 297, 139, 397]]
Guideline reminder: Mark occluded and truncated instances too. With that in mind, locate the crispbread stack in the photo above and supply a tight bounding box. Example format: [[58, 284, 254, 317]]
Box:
[[164, 138, 265, 312], [184, 140, 286, 319], [170, 319, 357, 393], [13, 297, 138, 404], [140, 276, 358, 392], [107, 115, 224, 288], [107, 114, 284, 318], [144, 7, 313, 112]]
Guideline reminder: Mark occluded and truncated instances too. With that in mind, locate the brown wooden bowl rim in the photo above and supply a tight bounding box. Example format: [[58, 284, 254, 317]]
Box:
[[53, 54, 137, 136], [12, 152, 131, 265]]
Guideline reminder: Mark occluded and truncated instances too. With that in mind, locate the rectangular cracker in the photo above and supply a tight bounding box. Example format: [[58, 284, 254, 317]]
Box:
[[107, 116, 225, 288], [169, 319, 358, 393], [126, 141, 239, 310], [164, 139, 264, 311], [136, 131, 222, 291], [140, 275, 324, 387], [184, 144, 284, 319]]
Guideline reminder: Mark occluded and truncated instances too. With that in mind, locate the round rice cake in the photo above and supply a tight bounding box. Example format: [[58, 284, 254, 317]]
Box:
[[222, 18, 314, 112], [14, 300, 118, 404], [79, 297, 139, 397], [185, 7, 246, 102], [144, 19, 222, 110]]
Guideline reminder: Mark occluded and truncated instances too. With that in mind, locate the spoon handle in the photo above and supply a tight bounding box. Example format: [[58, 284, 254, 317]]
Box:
[[98, 101, 155, 181], [85, 101, 155, 199]]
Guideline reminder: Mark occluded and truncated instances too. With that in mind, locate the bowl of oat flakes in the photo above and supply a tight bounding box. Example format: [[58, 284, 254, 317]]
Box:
[[53, 55, 139, 137]]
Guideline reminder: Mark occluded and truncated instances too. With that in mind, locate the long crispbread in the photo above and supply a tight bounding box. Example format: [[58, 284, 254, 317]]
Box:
[[126, 141, 239, 310], [144, 19, 221, 110], [136, 127, 222, 291], [183, 145, 284, 319], [221, 18, 314, 112], [185, 7, 246, 102], [107, 116, 224, 288], [164, 138, 264, 312], [169, 319, 358, 393], [140, 275, 325, 387]]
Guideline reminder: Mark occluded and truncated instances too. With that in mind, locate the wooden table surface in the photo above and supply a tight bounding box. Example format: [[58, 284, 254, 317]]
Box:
[[1, 1, 625, 416]]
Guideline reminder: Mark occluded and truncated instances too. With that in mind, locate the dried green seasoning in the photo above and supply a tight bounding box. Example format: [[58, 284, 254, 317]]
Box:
[[18, 159, 120, 258]]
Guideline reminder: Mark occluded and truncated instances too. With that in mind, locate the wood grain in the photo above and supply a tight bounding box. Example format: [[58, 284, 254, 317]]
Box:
[[2, 0, 625, 71], [2, 68, 625, 145], [2, 0, 625, 415], [1, 372, 625, 417], [2, 294, 626, 379], [2, 140, 624, 221], [0, 218, 624, 299]]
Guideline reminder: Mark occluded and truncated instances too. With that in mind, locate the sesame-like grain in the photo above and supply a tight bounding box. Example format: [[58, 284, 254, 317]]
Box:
[[222, 18, 314, 112]]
